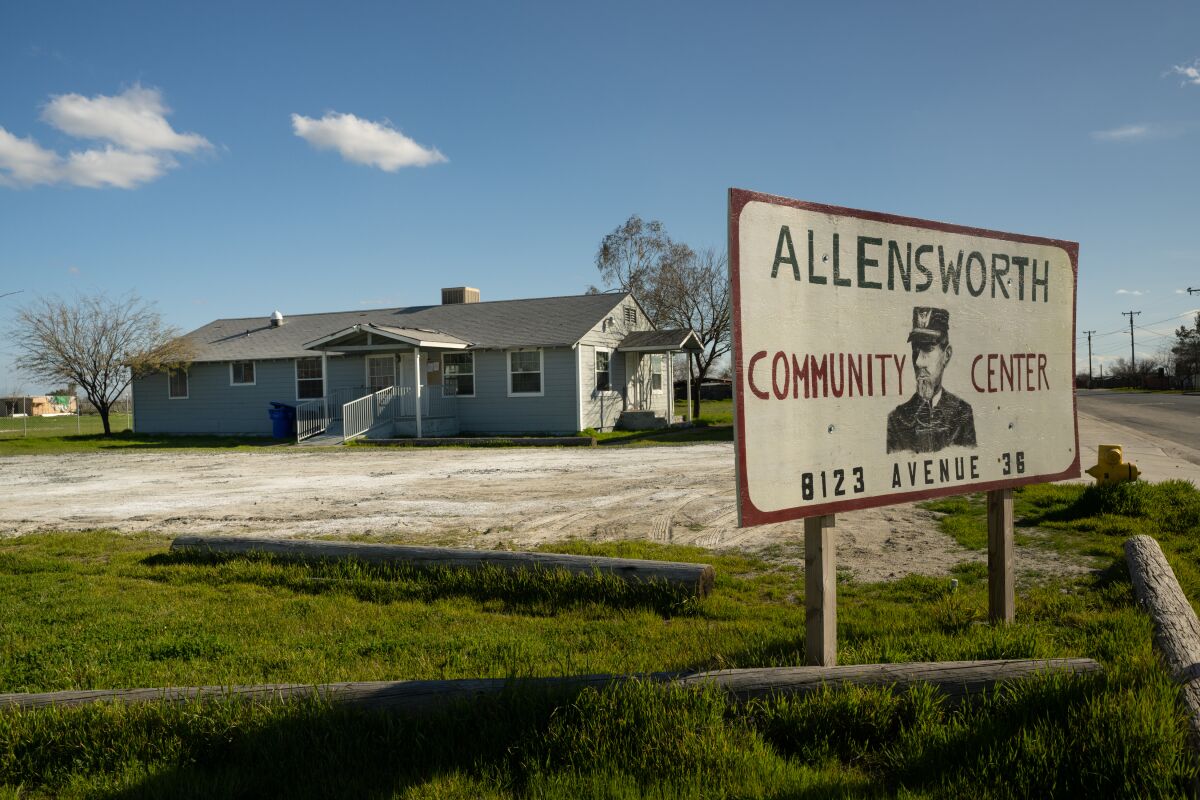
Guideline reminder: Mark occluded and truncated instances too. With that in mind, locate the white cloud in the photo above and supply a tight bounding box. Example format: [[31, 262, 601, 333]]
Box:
[[1177, 289, 1188, 295], [1171, 59, 1200, 86], [63, 146, 168, 188], [1115, 289, 1146, 296], [0, 127, 61, 185], [291, 112, 446, 171], [0, 85, 208, 190], [42, 85, 210, 153], [1091, 124, 1155, 142]]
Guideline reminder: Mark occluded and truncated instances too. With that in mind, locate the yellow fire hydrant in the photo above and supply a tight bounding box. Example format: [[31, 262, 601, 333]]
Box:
[[1085, 444, 1140, 485]]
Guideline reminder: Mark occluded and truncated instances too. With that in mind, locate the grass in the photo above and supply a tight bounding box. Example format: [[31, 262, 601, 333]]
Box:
[[0, 430, 282, 455], [2, 495, 1199, 797], [0, 412, 131, 439]]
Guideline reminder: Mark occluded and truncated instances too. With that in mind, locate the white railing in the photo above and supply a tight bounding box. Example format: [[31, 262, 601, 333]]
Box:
[[393, 386, 457, 419], [328, 386, 367, 420], [343, 386, 397, 442], [296, 399, 328, 442]]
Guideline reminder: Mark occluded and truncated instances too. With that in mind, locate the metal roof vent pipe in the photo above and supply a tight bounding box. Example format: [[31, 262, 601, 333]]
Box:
[[270, 310, 284, 327]]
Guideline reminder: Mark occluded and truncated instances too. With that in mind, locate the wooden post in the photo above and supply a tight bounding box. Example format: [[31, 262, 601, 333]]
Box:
[[413, 347, 422, 438], [987, 488, 1014, 623], [685, 355, 693, 424], [805, 514, 836, 666]]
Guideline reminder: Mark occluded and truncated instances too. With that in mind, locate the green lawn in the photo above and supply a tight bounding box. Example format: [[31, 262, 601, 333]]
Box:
[[2, 480, 1198, 797], [0, 430, 282, 455]]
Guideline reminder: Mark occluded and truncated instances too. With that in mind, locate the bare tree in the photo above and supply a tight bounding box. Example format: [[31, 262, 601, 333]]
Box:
[[12, 293, 192, 435], [595, 216, 731, 418]]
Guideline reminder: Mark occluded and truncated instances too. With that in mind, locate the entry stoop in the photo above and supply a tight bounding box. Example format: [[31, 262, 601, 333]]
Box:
[[616, 410, 668, 431]]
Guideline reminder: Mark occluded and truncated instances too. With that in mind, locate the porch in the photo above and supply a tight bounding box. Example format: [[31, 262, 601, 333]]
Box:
[[612, 329, 703, 431], [294, 323, 470, 444]]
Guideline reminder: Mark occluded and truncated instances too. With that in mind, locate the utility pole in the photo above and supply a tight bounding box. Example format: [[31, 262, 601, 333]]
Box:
[[1188, 288, 1200, 295], [1122, 310, 1141, 382], [1083, 330, 1096, 389]]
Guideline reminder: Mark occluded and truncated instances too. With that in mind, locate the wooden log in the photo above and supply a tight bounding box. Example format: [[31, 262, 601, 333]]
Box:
[[170, 535, 715, 598], [361, 436, 596, 447], [0, 659, 1101, 713], [1124, 534, 1200, 746]]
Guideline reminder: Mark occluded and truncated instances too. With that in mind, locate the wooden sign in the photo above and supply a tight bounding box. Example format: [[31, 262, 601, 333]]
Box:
[[729, 189, 1079, 527]]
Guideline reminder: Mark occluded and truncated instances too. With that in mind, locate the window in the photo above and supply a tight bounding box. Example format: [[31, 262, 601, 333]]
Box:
[[366, 355, 395, 393], [296, 357, 324, 400], [231, 360, 255, 385], [651, 354, 664, 392], [508, 349, 543, 396], [594, 349, 611, 392], [168, 368, 188, 399], [443, 352, 475, 397], [624, 306, 637, 326]]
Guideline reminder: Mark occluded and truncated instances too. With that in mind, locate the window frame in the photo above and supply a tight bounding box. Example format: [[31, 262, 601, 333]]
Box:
[[295, 357, 325, 401], [593, 347, 615, 395], [651, 354, 665, 394], [167, 367, 189, 400], [507, 348, 544, 397], [624, 306, 638, 326], [230, 360, 256, 387], [441, 351, 476, 398]]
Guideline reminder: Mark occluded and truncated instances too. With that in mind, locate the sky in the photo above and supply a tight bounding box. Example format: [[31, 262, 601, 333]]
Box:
[[2, 0, 1198, 393]]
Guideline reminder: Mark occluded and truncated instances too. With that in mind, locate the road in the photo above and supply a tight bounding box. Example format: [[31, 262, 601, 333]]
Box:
[[1077, 390, 1200, 461]]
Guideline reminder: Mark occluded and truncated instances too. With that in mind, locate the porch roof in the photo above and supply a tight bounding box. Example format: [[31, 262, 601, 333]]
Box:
[[616, 329, 703, 353], [303, 323, 471, 352]]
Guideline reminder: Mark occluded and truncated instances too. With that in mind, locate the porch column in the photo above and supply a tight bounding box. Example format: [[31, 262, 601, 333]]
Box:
[[321, 352, 329, 416], [667, 351, 674, 424], [685, 353, 693, 424], [413, 346, 423, 438]]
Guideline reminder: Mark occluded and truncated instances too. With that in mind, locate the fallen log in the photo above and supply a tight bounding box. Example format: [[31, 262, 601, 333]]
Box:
[[1125, 534, 1200, 746], [170, 535, 715, 598], [0, 659, 1100, 713]]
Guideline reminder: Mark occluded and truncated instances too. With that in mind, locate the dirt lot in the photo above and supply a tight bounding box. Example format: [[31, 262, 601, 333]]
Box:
[[0, 444, 1087, 582]]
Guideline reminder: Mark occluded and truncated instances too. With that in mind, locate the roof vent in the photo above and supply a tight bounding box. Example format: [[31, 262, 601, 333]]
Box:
[[441, 287, 480, 305], [270, 310, 284, 327]]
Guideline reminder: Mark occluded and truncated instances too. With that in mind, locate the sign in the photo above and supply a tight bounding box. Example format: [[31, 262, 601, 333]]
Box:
[[729, 189, 1079, 527]]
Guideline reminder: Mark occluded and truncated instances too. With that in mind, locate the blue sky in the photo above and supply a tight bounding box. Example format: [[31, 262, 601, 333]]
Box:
[[2, 0, 1198, 392]]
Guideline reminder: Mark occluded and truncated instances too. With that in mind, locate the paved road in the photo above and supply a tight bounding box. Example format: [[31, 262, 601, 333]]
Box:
[[1077, 390, 1200, 456]]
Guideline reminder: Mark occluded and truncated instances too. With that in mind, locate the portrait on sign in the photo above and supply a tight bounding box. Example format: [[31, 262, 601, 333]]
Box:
[[886, 306, 976, 454]]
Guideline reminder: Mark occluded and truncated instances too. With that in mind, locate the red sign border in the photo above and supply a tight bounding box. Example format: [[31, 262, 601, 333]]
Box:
[[728, 188, 1081, 527]]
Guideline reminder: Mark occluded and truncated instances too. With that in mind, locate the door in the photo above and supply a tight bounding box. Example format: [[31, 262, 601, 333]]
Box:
[[626, 352, 641, 410]]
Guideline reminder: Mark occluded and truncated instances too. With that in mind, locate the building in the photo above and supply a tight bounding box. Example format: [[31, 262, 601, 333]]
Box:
[[131, 289, 701, 441]]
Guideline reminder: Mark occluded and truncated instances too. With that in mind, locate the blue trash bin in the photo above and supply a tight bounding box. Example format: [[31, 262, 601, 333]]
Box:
[[268, 402, 296, 438]]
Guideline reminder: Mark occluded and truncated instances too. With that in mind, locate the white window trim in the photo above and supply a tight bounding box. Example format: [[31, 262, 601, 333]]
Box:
[[507, 348, 544, 397], [229, 360, 256, 387], [295, 357, 324, 402], [651, 354, 665, 394], [593, 347, 618, 397], [167, 367, 188, 400], [441, 351, 476, 398]]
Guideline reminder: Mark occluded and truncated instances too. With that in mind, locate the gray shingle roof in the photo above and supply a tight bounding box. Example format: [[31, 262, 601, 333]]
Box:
[[617, 329, 703, 352], [181, 293, 630, 362]]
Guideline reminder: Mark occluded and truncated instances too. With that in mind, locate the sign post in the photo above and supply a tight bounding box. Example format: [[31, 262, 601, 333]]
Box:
[[804, 514, 836, 665], [729, 189, 1079, 654]]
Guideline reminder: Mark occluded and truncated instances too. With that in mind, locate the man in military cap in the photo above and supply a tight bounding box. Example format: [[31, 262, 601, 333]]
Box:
[[887, 307, 977, 454]]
